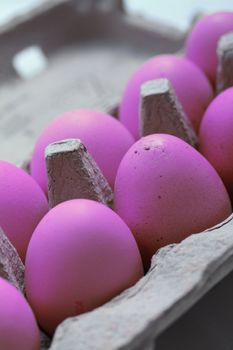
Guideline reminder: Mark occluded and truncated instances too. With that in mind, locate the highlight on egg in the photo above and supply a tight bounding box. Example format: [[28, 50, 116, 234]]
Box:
[[0, 277, 40, 350], [30, 109, 135, 193], [186, 11, 233, 84], [119, 54, 213, 139], [0, 160, 49, 261], [114, 134, 232, 269], [25, 199, 143, 334], [199, 87, 233, 200]]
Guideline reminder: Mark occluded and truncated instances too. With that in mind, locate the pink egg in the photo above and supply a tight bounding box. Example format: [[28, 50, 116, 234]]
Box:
[[119, 54, 213, 138], [0, 277, 40, 350], [0, 161, 48, 261], [25, 199, 143, 334], [199, 87, 233, 199], [186, 12, 233, 84], [31, 109, 135, 192], [114, 134, 231, 269]]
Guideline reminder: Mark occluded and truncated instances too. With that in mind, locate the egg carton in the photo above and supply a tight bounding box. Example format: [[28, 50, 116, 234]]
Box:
[[0, 1, 233, 350]]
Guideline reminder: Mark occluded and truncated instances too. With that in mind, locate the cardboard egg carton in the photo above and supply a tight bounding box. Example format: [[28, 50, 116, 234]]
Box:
[[0, 1, 233, 350]]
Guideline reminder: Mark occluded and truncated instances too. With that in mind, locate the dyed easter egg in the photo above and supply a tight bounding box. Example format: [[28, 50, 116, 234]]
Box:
[[0, 161, 48, 261], [25, 199, 143, 334], [199, 87, 233, 199], [119, 54, 213, 138], [0, 277, 40, 350], [31, 109, 135, 192], [114, 134, 231, 268], [186, 12, 233, 84]]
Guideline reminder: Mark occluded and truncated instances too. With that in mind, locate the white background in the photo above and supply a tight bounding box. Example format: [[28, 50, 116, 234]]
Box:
[[0, 0, 233, 31]]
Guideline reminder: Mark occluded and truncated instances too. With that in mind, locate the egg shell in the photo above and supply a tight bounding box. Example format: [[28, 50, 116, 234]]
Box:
[[199, 87, 233, 199], [25, 199, 143, 334], [119, 54, 213, 138], [114, 134, 232, 269], [186, 12, 233, 84], [0, 277, 40, 350], [0, 161, 48, 261], [30, 109, 135, 192]]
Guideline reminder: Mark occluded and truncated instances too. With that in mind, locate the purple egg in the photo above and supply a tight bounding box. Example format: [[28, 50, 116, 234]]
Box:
[[119, 54, 213, 139], [199, 87, 233, 199], [25, 199, 143, 334], [0, 277, 40, 350], [31, 109, 135, 193], [114, 134, 231, 269], [186, 12, 233, 84], [0, 161, 48, 261]]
